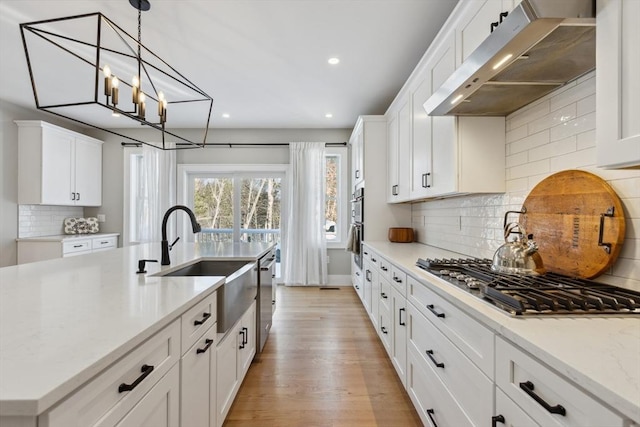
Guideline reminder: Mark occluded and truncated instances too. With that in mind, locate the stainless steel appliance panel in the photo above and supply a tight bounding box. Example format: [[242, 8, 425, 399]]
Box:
[[257, 249, 276, 352]]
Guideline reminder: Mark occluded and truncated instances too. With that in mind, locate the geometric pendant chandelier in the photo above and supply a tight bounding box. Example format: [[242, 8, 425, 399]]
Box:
[[20, 0, 213, 150]]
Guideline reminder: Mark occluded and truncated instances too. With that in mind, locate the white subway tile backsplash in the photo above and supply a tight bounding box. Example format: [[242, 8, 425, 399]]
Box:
[[412, 71, 640, 285], [18, 205, 83, 238]]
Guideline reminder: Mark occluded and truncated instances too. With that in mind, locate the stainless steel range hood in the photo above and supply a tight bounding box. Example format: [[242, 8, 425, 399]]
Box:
[[424, 0, 595, 116]]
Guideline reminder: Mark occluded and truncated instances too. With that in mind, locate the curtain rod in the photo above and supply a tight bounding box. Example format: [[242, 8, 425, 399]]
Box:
[[121, 141, 348, 148]]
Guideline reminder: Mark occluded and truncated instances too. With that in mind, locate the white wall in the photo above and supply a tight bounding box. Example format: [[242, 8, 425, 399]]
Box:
[[412, 72, 640, 289]]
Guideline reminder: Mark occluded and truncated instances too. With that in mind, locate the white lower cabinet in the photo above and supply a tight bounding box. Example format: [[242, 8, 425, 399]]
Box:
[[180, 295, 217, 427], [494, 387, 540, 427], [110, 365, 180, 427], [495, 337, 624, 427], [39, 320, 181, 427], [17, 234, 119, 264], [407, 302, 493, 426], [407, 344, 474, 427], [216, 300, 257, 427], [390, 285, 407, 387]]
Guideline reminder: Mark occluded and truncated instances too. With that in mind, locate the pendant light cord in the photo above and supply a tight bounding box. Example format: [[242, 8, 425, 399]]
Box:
[[137, 3, 142, 83]]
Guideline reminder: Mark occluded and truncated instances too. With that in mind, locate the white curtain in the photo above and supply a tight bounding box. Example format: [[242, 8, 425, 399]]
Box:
[[136, 143, 176, 242], [282, 142, 328, 286]]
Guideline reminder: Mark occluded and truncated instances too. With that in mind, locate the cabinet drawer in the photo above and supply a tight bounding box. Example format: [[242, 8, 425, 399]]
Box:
[[378, 303, 392, 356], [495, 337, 624, 427], [408, 304, 493, 427], [378, 256, 392, 281], [41, 319, 180, 427], [92, 236, 117, 251], [407, 345, 474, 427], [390, 266, 407, 295], [407, 275, 494, 377], [181, 292, 217, 355], [363, 247, 379, 267], [379, 276, 391, 313], [495, 387, 540, 427], [62, 239, 91, 255]]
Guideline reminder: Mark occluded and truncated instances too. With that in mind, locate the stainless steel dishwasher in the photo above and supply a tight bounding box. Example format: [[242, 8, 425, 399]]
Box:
[[257, 249, 276, 352]]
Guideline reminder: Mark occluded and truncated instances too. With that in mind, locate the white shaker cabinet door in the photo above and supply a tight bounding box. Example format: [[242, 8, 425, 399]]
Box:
[[40, 127, 74, 205], [596, 0, 640, 168], [74, 136, 103, 206]]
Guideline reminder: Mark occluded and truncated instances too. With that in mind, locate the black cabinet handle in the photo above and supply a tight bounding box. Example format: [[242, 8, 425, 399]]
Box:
[[196, 338, 214, 354], [381, 266, 388, 271], [366, 270, 372, 282], [492, 415, 505, 427], [519, 381, 566, 416], [399, 308, 405, 326], [499, 11, 509, 23], [355, 285, 360, 290], [381, 292, 388, 299], [363, 251, 369, 255], [371, 257, 377, 262], [76, 192, 80, 201], [73, 244, 83, 248], [393, 276, 402, 283], [392, 185, 399, 196], [422, 172, 431, 188], [490, 21, 499, 32], [71, 192, 76, 201], [381, 326, 388, 334], [427, 304, 445, 318], [426, 409, 439, 427], [239, 329, 246, 349], [426, 350, 445, 368], [193, 312, 211, 326], [118, 364, 154, 393], [242, 327, 248, 345]]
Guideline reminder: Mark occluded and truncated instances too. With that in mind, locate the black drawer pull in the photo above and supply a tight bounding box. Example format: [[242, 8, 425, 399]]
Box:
[[381, 292, 388, 299], [118, 364, 154, 393], [427, 304, 445, 318], [492, 415, 505, 427], [196, 338, 214, 354], [242, 327, 248, 345], [355, 285, 360, 290], [381, 266, 388, 271], [426, 409, 438, 427], [381, 326, 388, 334], [73, 244, 84, 248], [193, 312, 211, 326], [490, 21, 499, 32], [399, 308, 405, 326], [239, 329, 246, 349], [519, 381, 566, 416], [393, 276, 402, 283], [426, 350, 445, 368], [371, 257, 377, 262]]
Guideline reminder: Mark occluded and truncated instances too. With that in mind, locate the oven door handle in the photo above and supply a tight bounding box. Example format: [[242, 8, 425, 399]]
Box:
[[261, 257, 277, 271]]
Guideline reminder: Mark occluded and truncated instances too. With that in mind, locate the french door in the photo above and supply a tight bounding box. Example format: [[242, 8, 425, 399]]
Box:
[[178, 165, 286, 281]]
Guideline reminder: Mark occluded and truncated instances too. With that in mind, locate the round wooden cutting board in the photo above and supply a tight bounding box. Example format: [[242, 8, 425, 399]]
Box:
[[520, 170, 625, 279]]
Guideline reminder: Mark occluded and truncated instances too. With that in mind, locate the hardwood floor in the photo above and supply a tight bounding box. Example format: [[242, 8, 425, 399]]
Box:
[[224, 286, 422, 426]]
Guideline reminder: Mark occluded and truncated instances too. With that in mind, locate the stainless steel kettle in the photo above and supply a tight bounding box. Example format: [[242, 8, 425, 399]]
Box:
[[491, 222, 545, 275]]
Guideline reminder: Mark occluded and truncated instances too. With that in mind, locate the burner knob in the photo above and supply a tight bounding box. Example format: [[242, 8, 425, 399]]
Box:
[[456, 274, 468, 281], [439, 269, 450, 275], [449, 272, 459, 277], [466, 280, 480, 289]]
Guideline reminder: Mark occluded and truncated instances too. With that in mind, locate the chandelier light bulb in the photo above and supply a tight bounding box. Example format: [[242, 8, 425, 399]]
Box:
[[132, 76, 140, 104], [103, 64, 111, 78], [103, 64, 112, 96], [111, 76, 119, 106]]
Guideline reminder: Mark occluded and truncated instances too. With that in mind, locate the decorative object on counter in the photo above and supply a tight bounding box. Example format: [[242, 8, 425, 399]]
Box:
[[388, 227, 414, 243], [19, 0, 212, 150], [64, 217, 99, 234], [491, 222, 545, 276], [519, 170, 625, 278]]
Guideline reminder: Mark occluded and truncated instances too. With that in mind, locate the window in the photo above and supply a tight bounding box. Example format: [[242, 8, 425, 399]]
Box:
[[123, 147, 143, 245], [324, 147, 348, 247]]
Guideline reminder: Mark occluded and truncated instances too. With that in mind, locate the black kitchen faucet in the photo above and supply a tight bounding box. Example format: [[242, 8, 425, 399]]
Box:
[[161, 205, 201, 265]]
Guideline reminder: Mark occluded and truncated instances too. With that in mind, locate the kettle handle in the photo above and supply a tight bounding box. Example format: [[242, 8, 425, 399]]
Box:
[[503, 208, 526, 229]]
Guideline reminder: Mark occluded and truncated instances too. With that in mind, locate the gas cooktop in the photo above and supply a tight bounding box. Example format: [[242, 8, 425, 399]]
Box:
[[416, 258, 640, 316]]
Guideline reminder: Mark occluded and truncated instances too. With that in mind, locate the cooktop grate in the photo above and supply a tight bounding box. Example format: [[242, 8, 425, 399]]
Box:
[[416, 258, 640, 316]]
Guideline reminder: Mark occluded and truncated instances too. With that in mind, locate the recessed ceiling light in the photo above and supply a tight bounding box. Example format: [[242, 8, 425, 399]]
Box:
[[222, 113, 230, 118], [328, 57, 340, 65], [325, 113, 333, 118]]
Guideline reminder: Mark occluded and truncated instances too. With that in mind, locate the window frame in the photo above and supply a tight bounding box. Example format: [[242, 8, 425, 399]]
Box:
[[122, 146, 143, 246], [325, 146, 348, 249]]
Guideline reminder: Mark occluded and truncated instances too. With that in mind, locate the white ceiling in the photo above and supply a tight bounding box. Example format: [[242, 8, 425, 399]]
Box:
[[0, 0, 458, 129]]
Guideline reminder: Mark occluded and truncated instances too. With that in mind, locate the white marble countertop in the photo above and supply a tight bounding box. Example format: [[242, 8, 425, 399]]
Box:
[[364, 240, 640, 423], [16, 233, 120, 242], [0, 241, 273, 417]]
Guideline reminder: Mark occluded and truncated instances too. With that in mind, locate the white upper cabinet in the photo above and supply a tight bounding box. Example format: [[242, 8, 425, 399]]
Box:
[[16, 120, 103, 206], [596, 0, 640, 168], [385, 2, 506, 204], [350, 122, 364, 187]]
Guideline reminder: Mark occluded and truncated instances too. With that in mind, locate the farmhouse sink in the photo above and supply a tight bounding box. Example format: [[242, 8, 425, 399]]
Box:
[[161, 260, 252, 277], [157, 260, 257, 336]]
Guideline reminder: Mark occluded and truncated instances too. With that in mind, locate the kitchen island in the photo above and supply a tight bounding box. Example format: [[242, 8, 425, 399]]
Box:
[[361, 241, 640, 425], [0, 241, 273, 425]]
